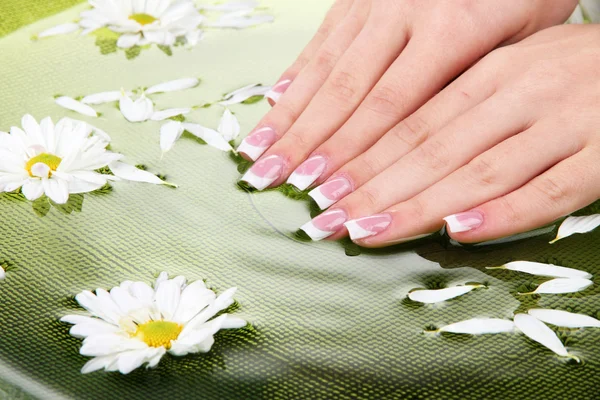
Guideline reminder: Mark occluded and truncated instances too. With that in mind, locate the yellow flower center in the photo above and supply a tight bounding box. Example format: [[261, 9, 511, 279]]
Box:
[[129, 13, 158, 26], [25, 153, 62, 177], [134, 321, 182, 349]]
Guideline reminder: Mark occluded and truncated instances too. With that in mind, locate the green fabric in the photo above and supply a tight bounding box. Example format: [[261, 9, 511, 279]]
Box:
[[1, 1, 600, 399], [0, 0, 84, 38]]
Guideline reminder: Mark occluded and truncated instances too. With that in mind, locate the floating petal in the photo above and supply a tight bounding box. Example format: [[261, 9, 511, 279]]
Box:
[[38, 23, 80, 38], [0, 265, 5, 280], [151, 108, 191, 121], [438, 318, 515, 334], [520, 278, 593, 295], [182, 123, 233, 152], [82, 91, 130, 105], [488, 261, 591, 279], [119, 93, 154, 123], [550, 215, 600, 244], [408, 285, 481, 304], [219, 84, 271, 106], [109, 161, 176, 187], [146, 78, 200, 95], [55, 96, 98, 117], [513, 314, 578, 361], [528, 309, 600, 328], [160, 121, 185, 153], [218, 108, 240, 141]]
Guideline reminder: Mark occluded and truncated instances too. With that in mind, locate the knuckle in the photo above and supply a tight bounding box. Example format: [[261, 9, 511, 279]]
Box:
[[314, 47, 339, 74], [465, 157, 500, 187], [355, 154, 382, 179], [496, 197, 523, 226], [531, 176, 570, 210], [363, 84, 403, 119], [324, 69, 360, 106], [392, 115, 431, 148], [413, 140, 450, 172], [356, 187, 379, 210], [286, 129, 311, 149], [273, 101, 300, 126]]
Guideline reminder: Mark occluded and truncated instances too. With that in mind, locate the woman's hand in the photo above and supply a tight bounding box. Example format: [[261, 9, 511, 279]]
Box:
[[299, 24, 600, 247], [238, 0, 577, 192]]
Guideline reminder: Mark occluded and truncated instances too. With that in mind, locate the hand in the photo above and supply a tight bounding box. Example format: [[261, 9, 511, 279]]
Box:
[[237, 0, 577, 192], [299, 24, 600, 247]]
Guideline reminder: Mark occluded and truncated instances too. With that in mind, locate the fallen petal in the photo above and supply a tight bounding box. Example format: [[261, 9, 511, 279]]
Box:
[[160, 121, 185, 153], [151, 108, 191, 121], [38, 23, 80, 38], [219, 84, 271, 106], [408, 285, 482, 304], [488, 261, 591, 279], [82, 91, 130, 105], [146, 78, 200, 95], [182, 123, 233, 152], [217, 108, 240, 141], [514, 314, 578, 361], [550, 215, 600, 244], [521, 278, 593, 295], [109, 161, 176, 187], [55, 97, 98, 118], [0, 265, 5, 280], [528, 309, 600, 328], [438, 318, 515, 334]]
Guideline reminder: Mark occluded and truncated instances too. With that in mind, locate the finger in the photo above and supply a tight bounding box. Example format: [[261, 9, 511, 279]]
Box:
[[306, 51, 502, 209], [447, 148, 600, 243], [240, 10, 410, 189], [267, 0, 356, 106], [237, 0, 370, 161], [340, 120, 584, 246], [287, 25, 501, 192]]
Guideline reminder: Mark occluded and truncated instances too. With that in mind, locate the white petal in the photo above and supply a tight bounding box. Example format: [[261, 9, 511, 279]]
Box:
[[218, 108, 240, 141], [182, 123, 233, 152], [151, 108, 191, 122], [38, 23, 80, 38], [408, 285, 481, 304], [82, 91, 129, 105], [108, 161, 174, 187], [154, 280, 181, 320], [525, 278, 593, 295], [145, 78, 200, 95], [185, 29, 204, 46], [489, 261, 592, 279], [219, 84, 271, 106], [551, 215, 600, 243], [438, 318, 515, 334], [145, 347, 167, 369], [119, 94, 154, 123], [117, 33, 142, 48], [21, 179, 44, 200], [128, 282, 155, 306], [80, 334, 147, 357], [221, 315, 247, 329], [55, 96, 98, 117], [528, 309, 600, 328], [117, 349, 154, 374], [171, 281, 215, 324], [42, 178, 69, 204], [70, 320, 121, 338], [581, 0, 600, 22], [81, 355, 119, 374], [0, 266, 5, 280], [513, 314, 577, 360], [155, 271, 169, 289]]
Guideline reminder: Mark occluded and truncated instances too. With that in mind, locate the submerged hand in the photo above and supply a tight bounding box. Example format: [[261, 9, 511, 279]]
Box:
[[237, 0, 577, 192], [300, 24, 600, 246]]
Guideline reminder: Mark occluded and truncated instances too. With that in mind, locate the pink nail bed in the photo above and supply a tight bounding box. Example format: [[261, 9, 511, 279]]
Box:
[[237, 127, 277, 161], [443, 211, 484, 233], [344, 214, 392, 240], [308, 177, 352, 210], [240, 155, 284, 190], [287, 155, 327, 191], [300, 209, 348, 241]]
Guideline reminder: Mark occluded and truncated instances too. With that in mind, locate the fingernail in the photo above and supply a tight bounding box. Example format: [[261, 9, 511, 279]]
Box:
[[265, 79, 292, 103], [308, 177, 352, 210], [443, 211, 483, 233], [237, 127, 277, 161], [287, 155, 327, 191], [240, 155, 284, 190], [344, 214, 392, 240], [300, 209, 348, 241]]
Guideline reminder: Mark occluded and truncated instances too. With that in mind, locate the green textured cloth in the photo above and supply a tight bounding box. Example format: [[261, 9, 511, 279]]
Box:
[[0, 0, 84, 38], [1, 2, 600, 400]]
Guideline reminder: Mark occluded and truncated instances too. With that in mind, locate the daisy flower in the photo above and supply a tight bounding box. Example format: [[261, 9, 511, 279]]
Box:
[[61, 272, 246, 374], [79, 0, 204, 48], [0, 115, 175, 204]]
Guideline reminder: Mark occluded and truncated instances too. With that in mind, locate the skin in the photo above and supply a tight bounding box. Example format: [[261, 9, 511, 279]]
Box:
[[240, 0, 596, 247]]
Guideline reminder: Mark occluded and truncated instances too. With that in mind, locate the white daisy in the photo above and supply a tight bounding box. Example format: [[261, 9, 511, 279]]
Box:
[[79, 0, 204, 48], [0, 115, 175, 204], [61, 272, 246, 374]]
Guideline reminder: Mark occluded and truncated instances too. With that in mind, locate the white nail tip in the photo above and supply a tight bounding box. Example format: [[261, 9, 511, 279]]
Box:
[[240, 170, 275, 191], [237, 140, 267, 161], [287, 172, 319, 191], [264, 90, 281, 103], [443, 215, 472, 233], [344, 220, 375, 241], [300, 221, 334, 241], [308, 188, 335, 210]]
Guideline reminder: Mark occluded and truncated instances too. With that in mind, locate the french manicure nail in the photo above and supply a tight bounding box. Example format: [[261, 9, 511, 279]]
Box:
[[265, 79, 292, 103], [344, 214, 392, 240], [287, 155, 327, 191], [237, 127, 277, 161], [443, 211, 483, 233], [240, 155, 284, 190], [300, 209, 348, 241], [308, 177, 352, 210]]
